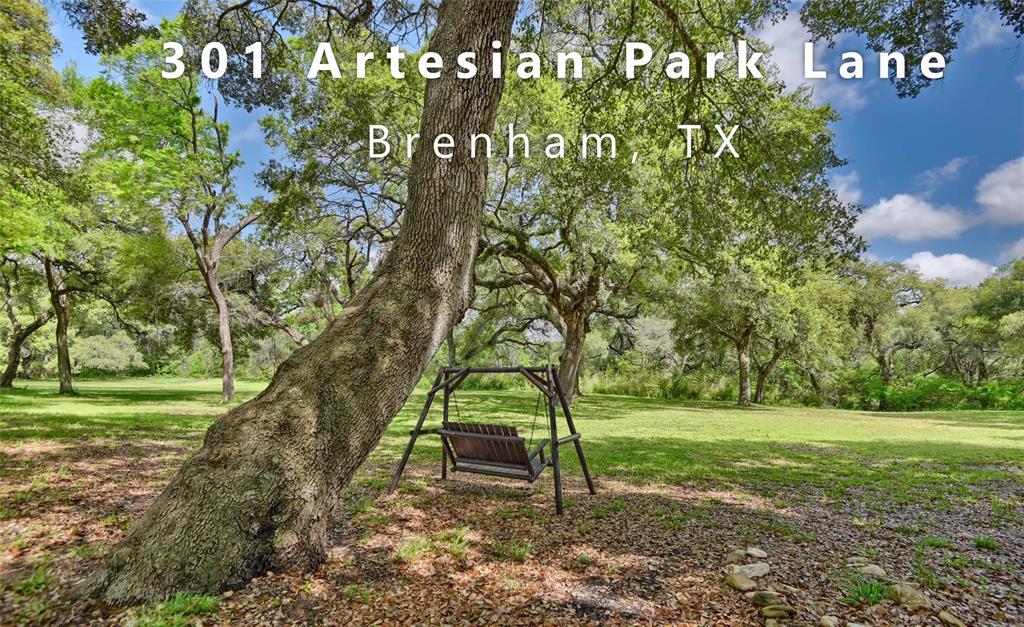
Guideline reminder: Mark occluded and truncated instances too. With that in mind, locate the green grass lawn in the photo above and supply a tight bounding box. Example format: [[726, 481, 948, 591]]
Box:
[[1, 377, 1022, 624], [2, 376, 1022, 507]]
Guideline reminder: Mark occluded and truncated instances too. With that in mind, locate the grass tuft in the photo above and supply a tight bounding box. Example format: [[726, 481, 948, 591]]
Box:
[[492, 539, 532, 563], [842, 578, 888, 606], [132, 593, 219, 626], [974, 536, 999, 551], [395, 537, 432, 562]]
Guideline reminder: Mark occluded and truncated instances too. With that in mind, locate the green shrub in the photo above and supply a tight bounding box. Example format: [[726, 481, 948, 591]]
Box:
[[836, 371, 1024, 411], [72, 332, 147, 376], [184, 338, 220, 378], [457, 374, 530, 391]]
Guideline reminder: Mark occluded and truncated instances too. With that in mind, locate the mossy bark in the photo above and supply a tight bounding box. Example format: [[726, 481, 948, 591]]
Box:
[[85, 0, 519, 604]]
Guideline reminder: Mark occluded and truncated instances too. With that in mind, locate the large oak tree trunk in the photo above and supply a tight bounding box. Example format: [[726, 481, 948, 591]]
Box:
[[1, 311, 52, 387], [44, 259, 74, 395], [85, 0, 518, 604], [558, 310, 588, 403]]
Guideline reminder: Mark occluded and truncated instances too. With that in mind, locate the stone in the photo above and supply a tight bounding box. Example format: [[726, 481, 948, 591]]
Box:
[[819, 617, 839, 627], [725, 573, 757, 592], [761, 605, 796, 618], [889, 583, 932, 610], [765, 620, 779, 627], [747, 547, 768, 559], [222, 590, 233, 598], [751, 591, 784, 606], [726, 549, 748, 564], [732, 562, 771, 578], [938, 610, 967, 627], [859, 564, 886, 578], [845, 556, 868, 565], [847, 623, 871, 627]]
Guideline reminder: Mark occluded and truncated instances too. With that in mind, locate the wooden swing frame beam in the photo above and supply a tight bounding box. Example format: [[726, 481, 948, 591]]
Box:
[[387, 365, 597, 515]]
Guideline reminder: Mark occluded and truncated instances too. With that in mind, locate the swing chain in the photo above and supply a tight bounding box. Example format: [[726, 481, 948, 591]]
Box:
[[449, 372, 542, 447]]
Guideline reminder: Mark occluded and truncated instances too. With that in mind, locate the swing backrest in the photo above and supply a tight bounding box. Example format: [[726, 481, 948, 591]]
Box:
[[441, 422, 531, 467]]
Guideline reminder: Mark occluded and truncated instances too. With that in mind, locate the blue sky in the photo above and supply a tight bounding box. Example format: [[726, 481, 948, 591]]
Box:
[[51, 2, 1024, 286]]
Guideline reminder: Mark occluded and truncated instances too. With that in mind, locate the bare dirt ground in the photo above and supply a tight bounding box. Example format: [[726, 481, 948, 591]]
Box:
[[1, 439, 1022, 626]]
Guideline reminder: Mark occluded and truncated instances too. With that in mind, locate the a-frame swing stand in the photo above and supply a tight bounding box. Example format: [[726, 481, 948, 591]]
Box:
[[388, 365, 597, 515]]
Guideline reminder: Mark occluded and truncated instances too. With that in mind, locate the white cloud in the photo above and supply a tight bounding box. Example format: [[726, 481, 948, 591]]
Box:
[[1001, 239, 1024, 263], [1017, 74, 1024, 89], [904, 252, 995, 287], [915, 156, 971, 195], [856, 194, 972, 241], [833, 171, 862, 204], [965, 10, 1012, 51], [234, 121, 264, 144], [756, 14, 868, 111], [976, 156, 1024, 224]]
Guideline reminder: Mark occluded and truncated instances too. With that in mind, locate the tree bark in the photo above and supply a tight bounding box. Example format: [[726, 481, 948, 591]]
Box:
[[206, 270, 236, 404], [43, 259, 74, 395], [2, 275, 53, 387], [85, 0, 518, 604], [558, 310, 588, 403], [446, 328, 457, 367], [1, 311, 52, 387], [736, 325, 754, 406], [753, 368, 767, 404], [875, 351, 894, 410], [20, 350, 33, 379], [753, 347, 783, 405]]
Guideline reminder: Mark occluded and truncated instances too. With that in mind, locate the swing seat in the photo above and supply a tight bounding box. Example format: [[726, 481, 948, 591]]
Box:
[[436, 422, 549, 482]]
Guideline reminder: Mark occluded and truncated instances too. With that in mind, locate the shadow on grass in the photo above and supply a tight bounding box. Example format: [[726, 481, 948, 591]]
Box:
[[0, 411, 215, 441], [0, 387, 223, 406]]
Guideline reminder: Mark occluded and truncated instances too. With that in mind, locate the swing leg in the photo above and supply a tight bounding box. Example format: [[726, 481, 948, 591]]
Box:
[[546, 365, 564, 515], [441, 446, 447, 480], [551, 442, 564, 515], [573, 439, 596, 495], [388, 370, 443, 494], [553, 367, 597, 495]]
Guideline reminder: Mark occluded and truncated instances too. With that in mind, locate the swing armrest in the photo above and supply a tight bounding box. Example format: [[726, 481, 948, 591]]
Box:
[[528, 439, 549, 462]]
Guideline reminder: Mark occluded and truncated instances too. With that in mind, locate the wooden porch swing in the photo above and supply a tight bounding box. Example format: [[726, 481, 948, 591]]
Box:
[[387, 365, 597, 515]]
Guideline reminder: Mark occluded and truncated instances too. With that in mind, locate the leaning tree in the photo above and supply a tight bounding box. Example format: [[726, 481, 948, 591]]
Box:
[[83, 0, 521, 603]]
